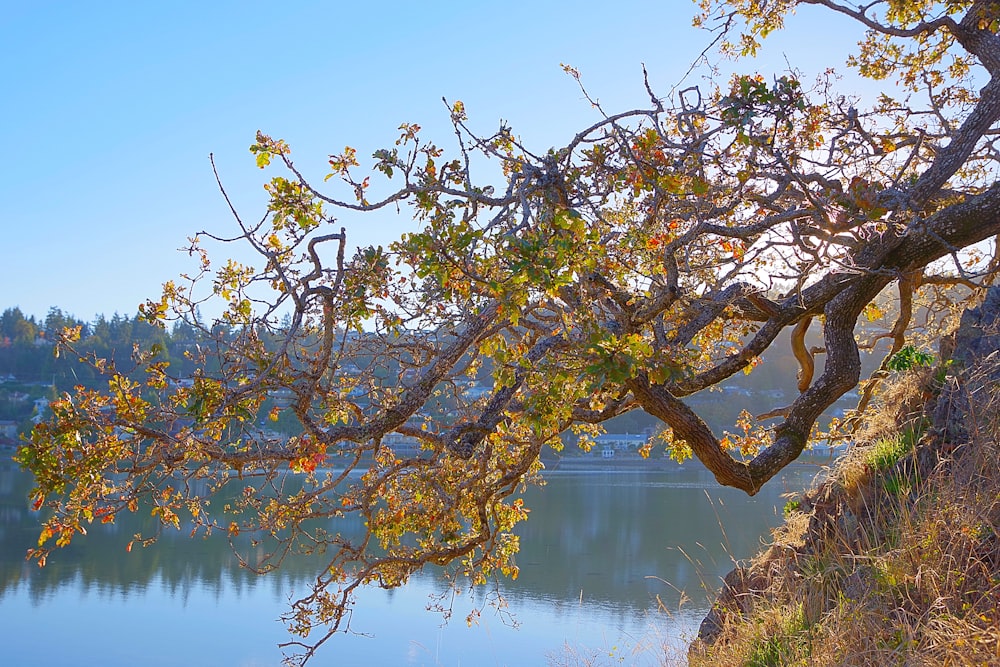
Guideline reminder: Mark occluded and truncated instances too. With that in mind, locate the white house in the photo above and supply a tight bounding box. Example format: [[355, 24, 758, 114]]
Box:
[[0, 420, 18, 440], [593, 433, 648, 453]]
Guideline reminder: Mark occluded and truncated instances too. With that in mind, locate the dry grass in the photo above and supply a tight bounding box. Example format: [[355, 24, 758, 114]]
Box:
[[690, 353, 1000, 667]]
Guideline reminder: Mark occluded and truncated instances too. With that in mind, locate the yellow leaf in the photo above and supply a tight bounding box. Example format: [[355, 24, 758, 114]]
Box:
[[864, 302, 884, 322]]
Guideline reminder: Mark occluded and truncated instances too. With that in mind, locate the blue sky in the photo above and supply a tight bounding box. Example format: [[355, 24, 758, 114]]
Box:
[[1, 1, 865, 321]]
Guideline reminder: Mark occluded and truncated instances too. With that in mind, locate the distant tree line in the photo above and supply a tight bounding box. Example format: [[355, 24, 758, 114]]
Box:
[[0, 306, 204, 385], [0, 304, 878, 439], [0, 307, 218, 430]]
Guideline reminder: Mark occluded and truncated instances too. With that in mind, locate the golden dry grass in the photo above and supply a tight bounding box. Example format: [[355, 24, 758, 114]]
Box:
[[690, 354, 1000, 667]]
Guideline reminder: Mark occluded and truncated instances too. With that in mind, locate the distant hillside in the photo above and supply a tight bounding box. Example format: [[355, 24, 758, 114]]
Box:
[[0, 307, 196, 433], [0, 302, 891, 441]]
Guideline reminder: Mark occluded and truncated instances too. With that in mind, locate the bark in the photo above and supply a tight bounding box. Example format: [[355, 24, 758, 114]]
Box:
[[635, 182, 1000, 495]]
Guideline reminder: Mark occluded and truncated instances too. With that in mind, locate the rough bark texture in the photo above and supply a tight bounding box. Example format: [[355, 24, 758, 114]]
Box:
[[633, 181, 1000, 495]]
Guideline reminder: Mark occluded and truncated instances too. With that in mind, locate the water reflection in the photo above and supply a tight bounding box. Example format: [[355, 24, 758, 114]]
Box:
[[0, 461, 815, 666], [515, 468, 811, 612]]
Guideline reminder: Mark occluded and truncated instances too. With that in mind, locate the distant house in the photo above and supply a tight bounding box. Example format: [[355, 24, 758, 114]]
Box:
[[268, 389, 295, 409], [593, 433, 648, 453], [340, 363, 362, 377], [32, 397, 50, 424], [382, 432, 422, 457], [462, 383, 492, 401], [0, 420, 18, 441]]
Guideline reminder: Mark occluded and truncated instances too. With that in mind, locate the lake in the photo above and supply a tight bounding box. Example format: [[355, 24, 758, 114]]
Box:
[[0, 461, 816, 666]]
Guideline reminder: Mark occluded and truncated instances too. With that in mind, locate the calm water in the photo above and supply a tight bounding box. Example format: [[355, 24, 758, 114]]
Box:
[[0, 461, 815, 666]]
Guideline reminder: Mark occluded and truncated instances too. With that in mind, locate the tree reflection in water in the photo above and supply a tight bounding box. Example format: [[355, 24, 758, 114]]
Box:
[[0, 461, 812, 665]]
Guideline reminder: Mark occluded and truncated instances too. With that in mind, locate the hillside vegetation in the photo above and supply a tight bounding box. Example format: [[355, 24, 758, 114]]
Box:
[[690, 290, 1000, 666]]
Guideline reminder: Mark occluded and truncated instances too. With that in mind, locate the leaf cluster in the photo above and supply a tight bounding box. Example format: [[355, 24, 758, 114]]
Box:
[[17, 2, 1000, 662]]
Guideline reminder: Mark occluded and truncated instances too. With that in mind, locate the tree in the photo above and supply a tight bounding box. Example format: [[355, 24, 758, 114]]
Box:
[[17, 1, 1000, 663], [43, 307, 84, 342], [1, 308, 38, 345], [1, 307, 27, 343]]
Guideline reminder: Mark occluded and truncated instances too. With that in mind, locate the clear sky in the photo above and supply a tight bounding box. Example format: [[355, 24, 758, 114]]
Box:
[[1, 1, 865, 322]]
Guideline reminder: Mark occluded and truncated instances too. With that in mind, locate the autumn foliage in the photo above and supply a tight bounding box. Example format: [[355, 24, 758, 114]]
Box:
[[17, 1, 1000, 663]]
